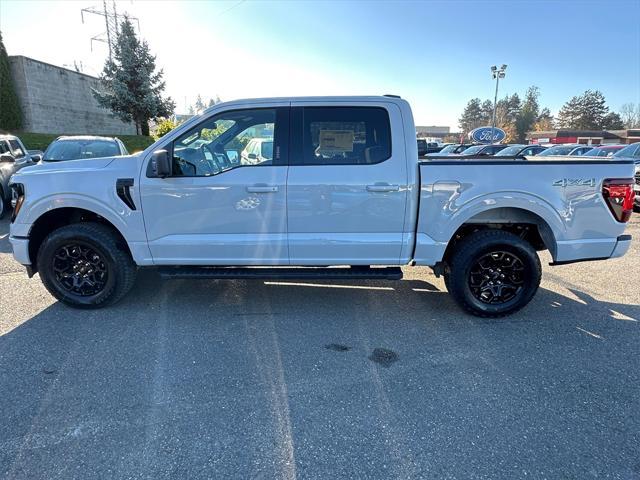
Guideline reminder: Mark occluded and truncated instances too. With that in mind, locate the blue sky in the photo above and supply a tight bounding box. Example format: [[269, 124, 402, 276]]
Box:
[[2, 0, 639, 129]]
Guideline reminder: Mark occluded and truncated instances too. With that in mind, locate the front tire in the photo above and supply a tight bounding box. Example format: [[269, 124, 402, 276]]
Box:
[[37, 222, 137, 308], [447, 230, 541, 317]]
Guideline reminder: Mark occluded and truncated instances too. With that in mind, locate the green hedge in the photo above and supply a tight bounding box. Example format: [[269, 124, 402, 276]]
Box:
[[5, 132, 155, 154]]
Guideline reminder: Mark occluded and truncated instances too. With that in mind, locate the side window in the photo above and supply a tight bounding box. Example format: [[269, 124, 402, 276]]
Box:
[[0, 141, 9, 155], [8, 139, 26, 159], [170, 108, 284, 177], [295, 106, 391, 165]]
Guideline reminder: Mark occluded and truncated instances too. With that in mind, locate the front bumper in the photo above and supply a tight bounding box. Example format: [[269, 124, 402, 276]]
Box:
[[9, 236, 30, 265]]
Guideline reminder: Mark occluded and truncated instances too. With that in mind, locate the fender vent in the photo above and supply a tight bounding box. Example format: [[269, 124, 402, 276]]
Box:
[[116, 178, 136, 210]]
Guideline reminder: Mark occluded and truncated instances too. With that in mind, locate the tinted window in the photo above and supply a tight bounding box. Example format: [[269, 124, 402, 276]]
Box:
[[170, 108, 283, 176], [43, 140, 120, 161], [0, 141, 9, 155], [438, 144, 458, 154], [494, 145, 524, 156], [8, 139, 26, 159], [541, 145, 577, 156], [460, 145, 484, 155], [614, 143, 640, 159], [296, 107, 391, 165]]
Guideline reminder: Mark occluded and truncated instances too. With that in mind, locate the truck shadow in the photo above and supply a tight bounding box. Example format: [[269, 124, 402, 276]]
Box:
[[1, 268, 638, 477]]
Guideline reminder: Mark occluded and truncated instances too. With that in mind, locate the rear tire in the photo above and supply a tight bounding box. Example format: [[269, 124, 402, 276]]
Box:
[[37, 222, 137, 308], [447, 230, 541, 317]]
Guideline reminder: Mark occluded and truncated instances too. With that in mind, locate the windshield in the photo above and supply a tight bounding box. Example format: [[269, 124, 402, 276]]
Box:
[[614, 143, 640, 158], [494, 145, 525, 156], [460, 145, 484, 155], [438, 144, 459, 154], [43, 140, 120, 161], [541, 145, 576, 156]]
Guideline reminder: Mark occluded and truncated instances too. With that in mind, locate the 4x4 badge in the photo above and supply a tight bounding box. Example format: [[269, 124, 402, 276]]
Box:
[[553, 178, 596, 187]]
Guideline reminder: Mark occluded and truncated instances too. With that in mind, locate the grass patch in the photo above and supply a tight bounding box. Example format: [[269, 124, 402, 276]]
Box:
[[3, 131, 155, 154]]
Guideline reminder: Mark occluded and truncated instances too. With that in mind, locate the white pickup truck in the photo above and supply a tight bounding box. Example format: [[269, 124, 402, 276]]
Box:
[[8, 96, 636, 316]]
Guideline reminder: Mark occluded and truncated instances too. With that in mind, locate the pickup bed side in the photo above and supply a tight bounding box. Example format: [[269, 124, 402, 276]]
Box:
[[414, 158, 634, 266]]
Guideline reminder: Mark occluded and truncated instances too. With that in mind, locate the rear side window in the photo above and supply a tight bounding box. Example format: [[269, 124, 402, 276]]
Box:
[[294, 107, 392, 165], [8, 139, 26, 158]]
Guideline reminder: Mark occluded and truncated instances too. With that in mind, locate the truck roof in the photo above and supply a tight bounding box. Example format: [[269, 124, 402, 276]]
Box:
[[204, 95, 408, 113]]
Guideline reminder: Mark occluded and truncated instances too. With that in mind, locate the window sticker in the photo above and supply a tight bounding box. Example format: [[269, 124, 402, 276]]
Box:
[[319, 130, 355, 152]]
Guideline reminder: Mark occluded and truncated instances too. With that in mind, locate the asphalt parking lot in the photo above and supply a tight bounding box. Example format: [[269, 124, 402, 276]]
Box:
[[0, 216, 638, 480]]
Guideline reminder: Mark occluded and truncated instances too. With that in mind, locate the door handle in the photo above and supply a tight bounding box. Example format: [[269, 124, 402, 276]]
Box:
[[366, 184, 400, 192], [247, 185, 279, 193]]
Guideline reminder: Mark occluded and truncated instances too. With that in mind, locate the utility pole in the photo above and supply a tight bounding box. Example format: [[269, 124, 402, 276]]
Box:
[[81, 1, 139, 60], [490, 64, 507, 143]]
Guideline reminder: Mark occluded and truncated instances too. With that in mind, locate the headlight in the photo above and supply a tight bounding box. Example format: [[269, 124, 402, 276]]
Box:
[[9, 183, 25, 222]]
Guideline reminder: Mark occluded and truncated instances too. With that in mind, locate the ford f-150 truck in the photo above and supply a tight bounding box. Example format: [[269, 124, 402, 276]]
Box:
[[8, 96, 636, 317]]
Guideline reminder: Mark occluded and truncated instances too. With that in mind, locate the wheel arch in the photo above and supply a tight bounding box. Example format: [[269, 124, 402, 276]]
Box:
[[27, 207, 133, 274]]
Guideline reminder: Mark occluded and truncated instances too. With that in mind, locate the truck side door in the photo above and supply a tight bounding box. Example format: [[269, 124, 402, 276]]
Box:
[[139, 106, 290, 265], [286, 103, 408, 265]]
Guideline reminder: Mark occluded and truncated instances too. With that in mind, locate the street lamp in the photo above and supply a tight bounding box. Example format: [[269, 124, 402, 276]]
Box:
[[490, 64, 507, 144]]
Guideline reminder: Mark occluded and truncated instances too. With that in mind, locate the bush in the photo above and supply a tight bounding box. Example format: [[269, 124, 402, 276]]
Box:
[[0, 31, 23, 130], [152, 118, 177, 140]]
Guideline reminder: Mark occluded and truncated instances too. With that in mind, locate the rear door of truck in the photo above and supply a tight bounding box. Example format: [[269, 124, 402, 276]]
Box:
[[286, 101, 408, 265]]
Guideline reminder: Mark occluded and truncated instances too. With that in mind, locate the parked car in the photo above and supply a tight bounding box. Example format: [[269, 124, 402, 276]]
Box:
[[538, 144, 581, 156], [613, 142, 640, 212], [417, 139, 443, 156], [458, 144, 508, 156], [582, 145, 625, 157], [42, 136, 129, 162], [0, 134, 35, 218], [493, 144, 547, 157], [569, 146, 597, 156], [426, 143, 475, 156], [8, 96, 635, 317], [241, 138, 273, 165]]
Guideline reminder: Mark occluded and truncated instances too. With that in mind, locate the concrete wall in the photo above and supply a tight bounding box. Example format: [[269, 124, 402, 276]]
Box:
[[8, 56, 136, 135]]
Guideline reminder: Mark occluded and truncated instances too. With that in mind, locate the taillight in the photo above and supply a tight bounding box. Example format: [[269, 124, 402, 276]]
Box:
[[602, 178, 634, 223]]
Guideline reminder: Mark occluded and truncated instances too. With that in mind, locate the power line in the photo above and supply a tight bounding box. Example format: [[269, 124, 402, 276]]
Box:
[[81, 0, 140, 60]]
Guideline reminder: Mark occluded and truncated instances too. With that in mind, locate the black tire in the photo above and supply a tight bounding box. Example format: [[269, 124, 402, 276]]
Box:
[[447, 230, 541, 318], [37, 222, 137, 308], [0, 188, 6, 220]]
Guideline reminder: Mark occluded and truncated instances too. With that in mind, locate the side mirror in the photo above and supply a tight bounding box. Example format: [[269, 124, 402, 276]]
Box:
[[248, 153, 258, 160], [0, 153, 15, 163], [149, 149, 171, 178], [30, 154, 42, 162]]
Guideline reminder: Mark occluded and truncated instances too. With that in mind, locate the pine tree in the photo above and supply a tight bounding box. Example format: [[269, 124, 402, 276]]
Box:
[[0, 31, 23, 130], [557, 90, 609, 130], [515, 86, 540, 142], [602, 112, 624, 130], [533, 108, 554, 131], [458, 98, 484, 135], [93, 17, 174, 135]]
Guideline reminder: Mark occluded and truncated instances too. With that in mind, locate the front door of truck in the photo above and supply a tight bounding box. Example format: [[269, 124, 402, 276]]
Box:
[[286, 103, 408, 264], [139, 106, 290, 265]]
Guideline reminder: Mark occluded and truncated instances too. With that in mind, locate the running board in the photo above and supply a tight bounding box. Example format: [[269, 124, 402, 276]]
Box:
[[158, 266, 403, 281]]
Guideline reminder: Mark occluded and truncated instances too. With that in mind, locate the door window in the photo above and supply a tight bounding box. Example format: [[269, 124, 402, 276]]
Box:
[[292, 107, 391, 165], [169, 108, 285, 177], [8, 139, 26, 159]]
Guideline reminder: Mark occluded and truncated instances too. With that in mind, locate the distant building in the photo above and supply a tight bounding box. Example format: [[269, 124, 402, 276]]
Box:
[[416, 125, 450, 139], [8, 55, 135, 135], [527, 129, 640, 146]]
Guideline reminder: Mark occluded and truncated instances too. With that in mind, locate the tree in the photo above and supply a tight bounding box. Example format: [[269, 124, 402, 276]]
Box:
[[557, 90, 609, 130], [533, 107, 554, 131], [0, 31, 23, 130], [152, 118, 177, 140], [601, 112, 624, 130], [515, 86, 540, 142], [458, 98, 484, 135], [620, 103, 640, 128], [93, 17, 175, 136]]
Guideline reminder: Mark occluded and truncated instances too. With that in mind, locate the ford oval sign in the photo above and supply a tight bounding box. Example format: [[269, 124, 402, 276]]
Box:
[[469, 126, 506, 144]]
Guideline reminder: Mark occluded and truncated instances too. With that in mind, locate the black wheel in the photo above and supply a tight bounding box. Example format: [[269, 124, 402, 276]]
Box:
[[447, 230, 541, 317], [37, 222, 137, 308]]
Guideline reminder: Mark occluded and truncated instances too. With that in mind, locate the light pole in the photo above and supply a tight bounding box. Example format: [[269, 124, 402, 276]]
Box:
[[490, 64, 507, 143]]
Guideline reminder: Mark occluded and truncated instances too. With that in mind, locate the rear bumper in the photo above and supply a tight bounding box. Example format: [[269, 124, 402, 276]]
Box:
[[551, 234, 631, 265]]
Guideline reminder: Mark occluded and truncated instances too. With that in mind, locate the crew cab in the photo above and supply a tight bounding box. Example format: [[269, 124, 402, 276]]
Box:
[[8, 96, 636, 317]]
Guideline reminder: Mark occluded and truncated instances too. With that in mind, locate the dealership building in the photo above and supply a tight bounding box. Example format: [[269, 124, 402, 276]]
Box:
[[527, 129, 640, 146]]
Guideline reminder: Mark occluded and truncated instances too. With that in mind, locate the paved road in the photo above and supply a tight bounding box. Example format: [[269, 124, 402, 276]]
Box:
[[0, 216, 638, 479]]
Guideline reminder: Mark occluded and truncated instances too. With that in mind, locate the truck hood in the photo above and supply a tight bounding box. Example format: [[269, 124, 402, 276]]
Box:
[[11, 155, 138, 181]]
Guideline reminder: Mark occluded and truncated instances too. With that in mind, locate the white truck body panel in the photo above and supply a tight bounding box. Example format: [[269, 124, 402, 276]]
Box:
[[8, 96, 634, 273]]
